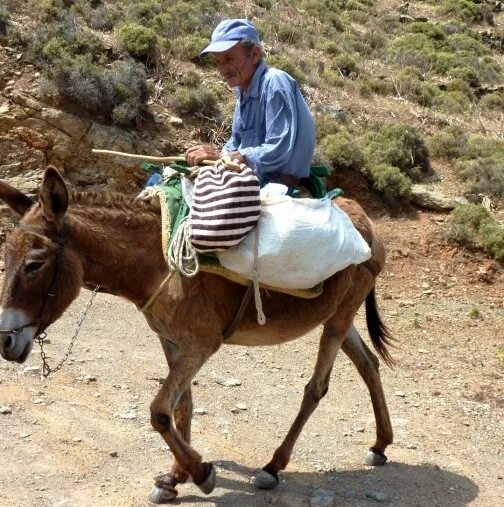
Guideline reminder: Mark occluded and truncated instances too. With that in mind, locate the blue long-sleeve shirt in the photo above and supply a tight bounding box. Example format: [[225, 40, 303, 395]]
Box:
[[223, 61, 315, 181]]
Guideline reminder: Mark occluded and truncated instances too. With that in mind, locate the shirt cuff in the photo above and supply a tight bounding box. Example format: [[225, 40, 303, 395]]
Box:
[[239, 147, 262, 175]]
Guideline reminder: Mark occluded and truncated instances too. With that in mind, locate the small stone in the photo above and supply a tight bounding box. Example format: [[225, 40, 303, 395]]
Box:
[[33, 399, 45, 405], [355, 427, 365, 433], [418, 349, 428, 354], [215, 378, 242, 387], [20, 432, 30, 438], [365, 490, 388, 502], [23, 366, 41, 375], [109, 451, 118, 458], [193, 408, 207, 415], [116, 411, 138, 420], [394, 391, 406, 397], [83, 375, 97, 383], [310, 488, 336, 507], [169, 116, 183, 125], [0, 405, 12, 414], [407, 444, 417, 450], [235, 403, 248, 411]]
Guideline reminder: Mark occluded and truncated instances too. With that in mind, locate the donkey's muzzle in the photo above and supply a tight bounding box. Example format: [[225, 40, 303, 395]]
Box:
[[0, 332, 32, 363]]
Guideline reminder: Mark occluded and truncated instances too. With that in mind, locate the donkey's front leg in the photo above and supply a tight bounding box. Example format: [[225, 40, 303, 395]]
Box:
[[148, 349, 216, 504]]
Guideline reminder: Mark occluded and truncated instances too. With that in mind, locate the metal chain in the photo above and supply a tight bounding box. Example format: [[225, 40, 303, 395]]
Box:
[[35, 285, 100, 378]]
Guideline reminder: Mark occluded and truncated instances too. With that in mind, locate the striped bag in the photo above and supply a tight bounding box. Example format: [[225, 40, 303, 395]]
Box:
[[189, 165, 261, 252]]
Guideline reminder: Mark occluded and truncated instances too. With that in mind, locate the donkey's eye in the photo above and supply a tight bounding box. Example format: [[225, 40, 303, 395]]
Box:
[[24, 259, 46, 278]]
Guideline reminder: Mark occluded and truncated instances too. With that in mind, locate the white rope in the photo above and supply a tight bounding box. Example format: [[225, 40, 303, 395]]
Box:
[[251, 220, 266, 325], [168, 217, 200, 278]]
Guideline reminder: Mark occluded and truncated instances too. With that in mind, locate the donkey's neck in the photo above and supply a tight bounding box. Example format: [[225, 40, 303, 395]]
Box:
[[65, 193, 168, 307]]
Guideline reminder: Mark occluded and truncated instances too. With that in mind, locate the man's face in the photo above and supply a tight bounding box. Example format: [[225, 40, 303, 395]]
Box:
[[213, 43, 260, 90]]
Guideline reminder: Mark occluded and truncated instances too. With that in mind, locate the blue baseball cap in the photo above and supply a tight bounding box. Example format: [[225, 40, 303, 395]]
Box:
[[200, 19, 259, 56]]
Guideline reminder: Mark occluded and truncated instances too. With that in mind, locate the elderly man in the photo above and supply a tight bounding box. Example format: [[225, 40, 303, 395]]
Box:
[[185, 19, 315, 193]]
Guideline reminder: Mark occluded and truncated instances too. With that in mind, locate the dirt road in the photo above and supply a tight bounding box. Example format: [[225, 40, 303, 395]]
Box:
[[0, 213, 503, 507]]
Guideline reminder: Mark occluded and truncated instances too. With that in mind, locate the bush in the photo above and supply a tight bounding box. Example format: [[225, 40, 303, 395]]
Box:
[[446, 204, 504, 260], [319, 132, 365, 171], [266, 54, 307, 85], [116, 22, 158, 60], [479, 91, 504, 111], [364, 124, 431, 179], [171, 86, 220, 118], [367, 163, 412, 202], [432, 90, 468, 114], [427, 125, 469, 159], [394, 68, 438, 106], [455, 157, 504, 198], [331, 54, 359, 77], [170, 33, 208, 62], [43, 55, 149, 127]]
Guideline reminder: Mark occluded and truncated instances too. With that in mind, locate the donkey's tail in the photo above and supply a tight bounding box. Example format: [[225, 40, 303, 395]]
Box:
[[365, 287, 396, 367]]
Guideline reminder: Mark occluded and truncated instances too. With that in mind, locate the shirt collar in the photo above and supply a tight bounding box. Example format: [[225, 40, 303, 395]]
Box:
[[237, 61, 268, 101]]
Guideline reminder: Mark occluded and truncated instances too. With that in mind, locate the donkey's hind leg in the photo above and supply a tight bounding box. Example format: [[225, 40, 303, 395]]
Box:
[[341, 325, 393, 466], [254, 322, 346, 489]]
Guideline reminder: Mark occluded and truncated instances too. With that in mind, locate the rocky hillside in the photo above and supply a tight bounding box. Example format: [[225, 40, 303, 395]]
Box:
[[0, 0, 503, 257]]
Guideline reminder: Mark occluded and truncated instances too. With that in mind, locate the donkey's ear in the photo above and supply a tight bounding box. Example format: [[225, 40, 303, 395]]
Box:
[[39, 166, 69, 223], [0, 179, 34, 216]]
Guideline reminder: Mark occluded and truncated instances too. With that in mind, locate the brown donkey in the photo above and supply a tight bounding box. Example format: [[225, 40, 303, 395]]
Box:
[[0, 167, 394, 503]]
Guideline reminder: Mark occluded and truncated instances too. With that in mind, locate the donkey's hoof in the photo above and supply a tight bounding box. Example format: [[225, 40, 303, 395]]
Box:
[[148, 474, 178, 504], [253, 469, 279, 489], [195, 462, 216, 495], [148, 486, 178, 504], [365, 448, 388, 466]]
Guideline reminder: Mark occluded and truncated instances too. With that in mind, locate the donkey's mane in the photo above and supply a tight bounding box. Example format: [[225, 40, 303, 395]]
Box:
[[68, 190, 159, 228]]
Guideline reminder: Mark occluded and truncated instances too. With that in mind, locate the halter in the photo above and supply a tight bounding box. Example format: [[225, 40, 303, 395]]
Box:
[[0, 223, 65, 339]]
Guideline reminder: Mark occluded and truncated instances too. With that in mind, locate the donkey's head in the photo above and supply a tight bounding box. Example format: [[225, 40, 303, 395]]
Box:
[[0, 167, 83, 363]]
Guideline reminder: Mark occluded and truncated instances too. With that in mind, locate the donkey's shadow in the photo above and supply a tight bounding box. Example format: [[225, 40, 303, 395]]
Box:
[[174, 460, 479, 506]]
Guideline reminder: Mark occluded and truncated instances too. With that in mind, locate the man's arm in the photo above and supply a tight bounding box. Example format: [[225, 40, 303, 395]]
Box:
[[238, 87, 298, 176]]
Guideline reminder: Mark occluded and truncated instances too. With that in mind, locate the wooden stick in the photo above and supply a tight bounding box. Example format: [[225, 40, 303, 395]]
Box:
[[91, 149, 240, 170]]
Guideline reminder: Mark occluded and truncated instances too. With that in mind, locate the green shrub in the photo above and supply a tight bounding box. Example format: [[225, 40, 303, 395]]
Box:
[[455, 157, 504, 198], [406, 21, 446, 42], [465, 137, 504, 160], [43, 55, 149, 127], [394, 68, 438, 106], [116, 22, 158, 60], [364, 124, 431, 179], [171, 86, 220, 118], [320, 69, 346, 87], [432, 90, 468, 114], [331, 53, 359, 77], [266, 54, 307, 84], [387, 33, 436, 71], [319, 132, 365, 171], [170, 33, 208, 62], [427, 126, 469, 159], [480, 221, 504, 260], [439, 0, 491, 23], [368, 163, 412, 202], [446, 204, 504, 260], [314, 113, 344, 141], [445, 204, 491, 245], [479, 92, 504, 111]]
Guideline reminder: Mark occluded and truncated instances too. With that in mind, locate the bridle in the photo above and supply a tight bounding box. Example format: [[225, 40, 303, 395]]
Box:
[[0, 223, 67, 340]]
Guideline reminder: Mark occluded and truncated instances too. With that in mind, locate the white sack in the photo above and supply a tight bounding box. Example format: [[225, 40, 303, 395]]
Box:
[[217, 196, 372, 289]]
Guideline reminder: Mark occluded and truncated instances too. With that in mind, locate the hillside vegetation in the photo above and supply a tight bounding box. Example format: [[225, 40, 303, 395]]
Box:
[[1, 0, 504, 258]]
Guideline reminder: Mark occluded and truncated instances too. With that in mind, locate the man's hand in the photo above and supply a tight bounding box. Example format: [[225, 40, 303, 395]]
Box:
[[185, 145, 220, 166], [226, 151, 247, 172]]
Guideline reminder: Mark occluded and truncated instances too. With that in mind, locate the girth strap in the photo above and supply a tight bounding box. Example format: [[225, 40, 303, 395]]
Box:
[[222, 284, 254, 340]]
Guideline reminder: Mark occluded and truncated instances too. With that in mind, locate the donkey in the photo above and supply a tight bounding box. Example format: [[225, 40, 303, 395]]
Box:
[[0, 167, 394, 503]]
